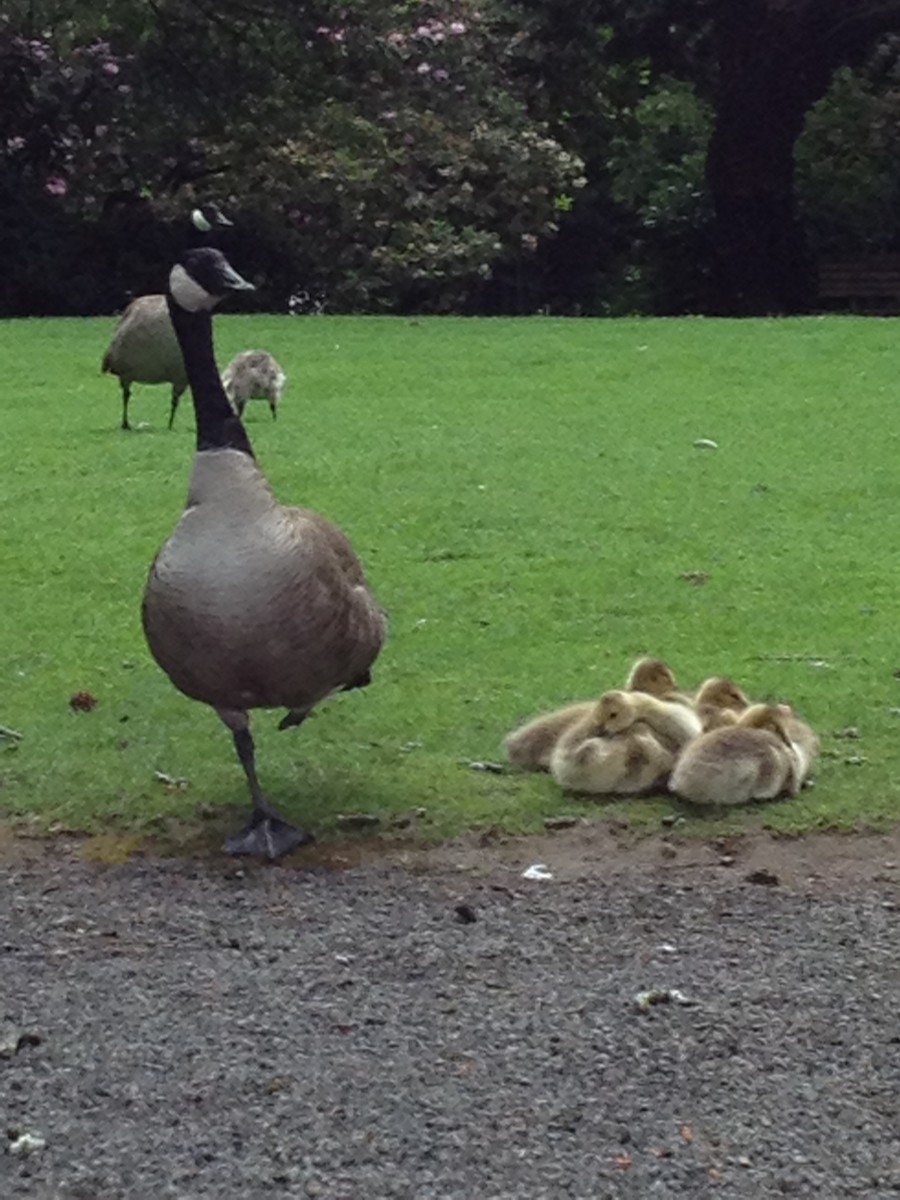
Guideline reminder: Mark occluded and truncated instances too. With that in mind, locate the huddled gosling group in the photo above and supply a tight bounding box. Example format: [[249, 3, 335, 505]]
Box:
[[504, 657, 819, 808]]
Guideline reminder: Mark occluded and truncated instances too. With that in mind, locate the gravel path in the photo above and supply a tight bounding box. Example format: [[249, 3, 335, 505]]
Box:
[[3, 841, 900, 1199]]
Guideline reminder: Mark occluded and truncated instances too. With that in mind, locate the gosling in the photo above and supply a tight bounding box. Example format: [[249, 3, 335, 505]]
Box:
[[549, 705, 674, 795], [221, 350, 286, 421], [670, 703, 817, 807]]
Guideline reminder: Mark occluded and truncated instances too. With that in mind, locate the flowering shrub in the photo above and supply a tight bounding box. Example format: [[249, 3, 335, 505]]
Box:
[[215, 0, 585, 310], [0, 2, 583, 313]]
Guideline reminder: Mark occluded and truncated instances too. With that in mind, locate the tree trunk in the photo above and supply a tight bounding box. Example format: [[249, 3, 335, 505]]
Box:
[[706, 2, 836, 315]]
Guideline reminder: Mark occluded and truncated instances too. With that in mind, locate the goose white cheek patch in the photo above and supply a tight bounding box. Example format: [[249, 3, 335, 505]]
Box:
[[169, 264, 217, 312]]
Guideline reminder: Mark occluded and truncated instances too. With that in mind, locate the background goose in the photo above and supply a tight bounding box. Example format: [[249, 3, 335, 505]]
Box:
[[101, 204, 232, 431], [222, 350, 286, 420], [142, 246, 387, 860]]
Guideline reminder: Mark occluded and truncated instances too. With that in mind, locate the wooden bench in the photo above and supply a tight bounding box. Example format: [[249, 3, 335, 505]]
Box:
[[817, 256, 900, 313]]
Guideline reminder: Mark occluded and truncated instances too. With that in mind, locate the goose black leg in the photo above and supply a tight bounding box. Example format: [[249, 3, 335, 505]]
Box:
[[121, 381, 132, 431], [218, 715, 313, 859], [168, 385, 185, 430]]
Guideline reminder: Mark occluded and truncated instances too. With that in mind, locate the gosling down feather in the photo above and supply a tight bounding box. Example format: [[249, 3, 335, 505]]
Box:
[[101, 205, 232, 431], [670, 704, 817, 807], [141, 247, 387, 859], [549, 704, 675, 795]]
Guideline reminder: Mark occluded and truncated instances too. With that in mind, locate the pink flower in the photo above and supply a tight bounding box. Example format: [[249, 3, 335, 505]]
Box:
[[45, 176, 68, 197], [103, 61, 119, 75], [433, 68, 449, 82], [416, 61, 432, 75], [6, 136, 25, 152], [448, 21, 466, 35]]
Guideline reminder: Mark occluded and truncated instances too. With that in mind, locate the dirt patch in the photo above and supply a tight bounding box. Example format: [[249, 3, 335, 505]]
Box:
[[3, 815, 900, 895]]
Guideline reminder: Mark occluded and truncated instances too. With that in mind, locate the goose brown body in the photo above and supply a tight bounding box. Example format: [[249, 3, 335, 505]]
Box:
[[102, 295, 189, 429], [142, 450, 385, 716]]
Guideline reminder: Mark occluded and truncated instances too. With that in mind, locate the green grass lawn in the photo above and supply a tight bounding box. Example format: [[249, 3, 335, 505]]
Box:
[[2, 311, 900, 849]]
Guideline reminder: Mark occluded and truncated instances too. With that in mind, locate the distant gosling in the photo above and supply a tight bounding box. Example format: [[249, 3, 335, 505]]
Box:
[[222, 350, 286, 420], [670, 703, 817, 807], [549, 705, 674, 795]]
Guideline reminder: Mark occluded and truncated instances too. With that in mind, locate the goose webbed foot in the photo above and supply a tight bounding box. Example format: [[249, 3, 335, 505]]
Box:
[[224, 810, 314, 860], [218, 714, 315, 860]]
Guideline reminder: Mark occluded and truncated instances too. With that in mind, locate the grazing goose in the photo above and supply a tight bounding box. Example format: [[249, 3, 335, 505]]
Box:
[[102, 204, 232, 431], [222, 350, 286, 421], [670, 703, 817, 807], [549, 705, 674, 795], [142, 247, 387, 859]]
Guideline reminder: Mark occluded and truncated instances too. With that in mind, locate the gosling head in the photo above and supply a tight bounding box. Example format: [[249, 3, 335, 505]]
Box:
[[191, 202, 233, 232], [594, 690, 636, 735], [695, 677, 749, 712], [169, 247, 255, 313], [738, 704, 792, 746], [627, 657, 677, 697]]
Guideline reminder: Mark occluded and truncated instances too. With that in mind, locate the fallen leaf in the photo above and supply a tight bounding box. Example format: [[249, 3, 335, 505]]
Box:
[[613, 1153, 632, 1170], [69, 691, 98, 712], [680, 1124, 694, 1143]]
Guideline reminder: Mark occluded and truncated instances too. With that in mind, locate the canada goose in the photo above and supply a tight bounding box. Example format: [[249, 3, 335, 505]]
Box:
[[591, 689, 703, 751], [222, 350, 286, 420], [549, 704, 674, 795], [670, 703, 815, 807], [141, 247, 387, 859], [101, 204, 232, 431], [693, 676, 750, 731]]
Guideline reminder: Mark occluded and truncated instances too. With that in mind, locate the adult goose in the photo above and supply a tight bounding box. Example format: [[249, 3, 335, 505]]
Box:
[[102, 204, 232, 431], [142, 247, 387, 859]]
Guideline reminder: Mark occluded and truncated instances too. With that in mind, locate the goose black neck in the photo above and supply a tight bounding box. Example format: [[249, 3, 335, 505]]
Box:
[[166, 294, 254, 457]]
